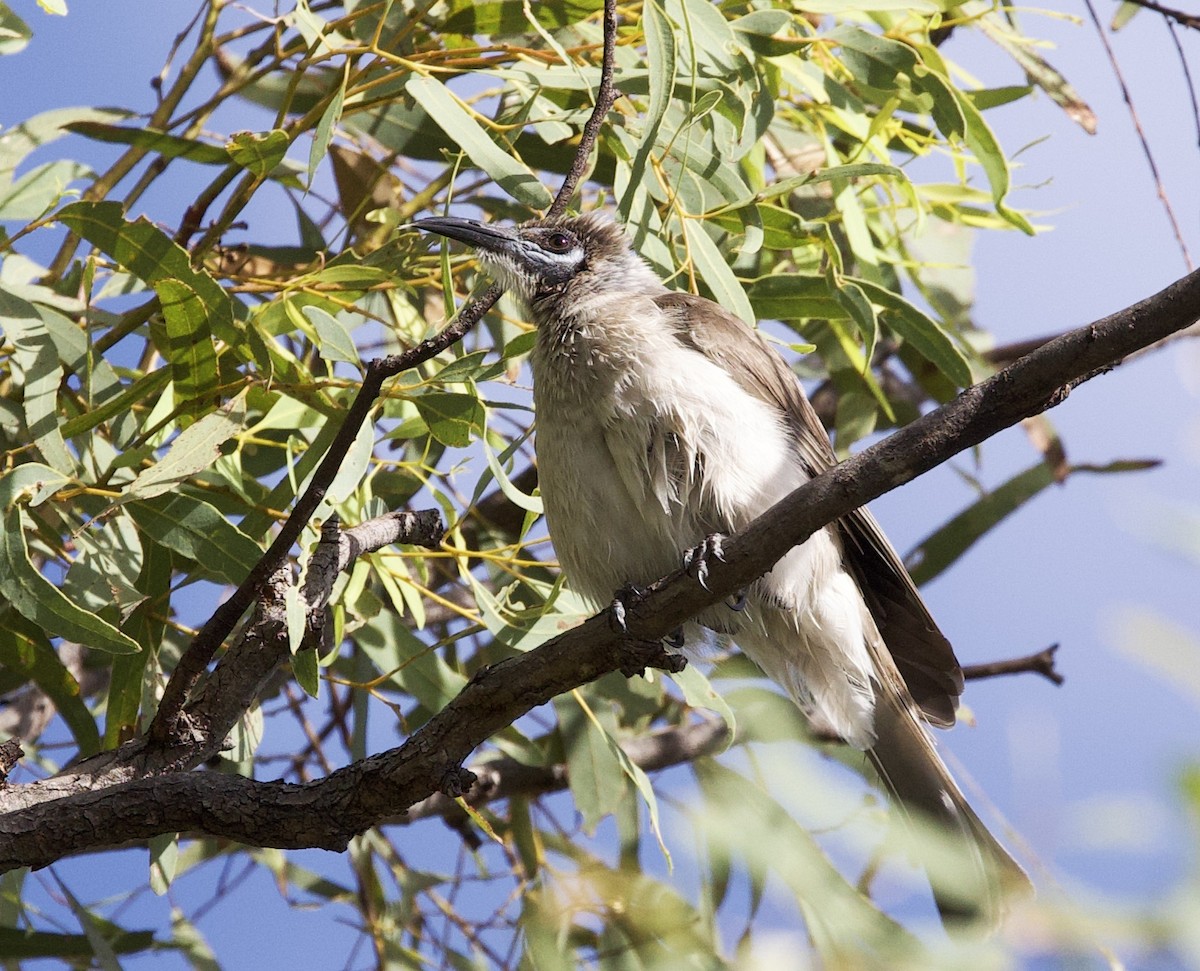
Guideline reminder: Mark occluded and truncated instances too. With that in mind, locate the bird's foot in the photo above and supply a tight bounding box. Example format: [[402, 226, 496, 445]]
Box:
[[726, 590, 748, 612], [682, 533, 727, 590], [609, 582, 648, 634], [609, 584, 687, 678]]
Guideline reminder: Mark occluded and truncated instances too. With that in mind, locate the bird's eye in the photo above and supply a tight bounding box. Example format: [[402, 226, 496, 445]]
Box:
[[544, 231, 574, 253]]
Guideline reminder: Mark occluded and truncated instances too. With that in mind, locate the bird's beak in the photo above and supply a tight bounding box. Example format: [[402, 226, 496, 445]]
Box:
[[410, 216, 518, 256]]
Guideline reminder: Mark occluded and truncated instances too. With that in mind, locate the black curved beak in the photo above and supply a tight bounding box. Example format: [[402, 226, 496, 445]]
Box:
[[410, 217, 519, 255]]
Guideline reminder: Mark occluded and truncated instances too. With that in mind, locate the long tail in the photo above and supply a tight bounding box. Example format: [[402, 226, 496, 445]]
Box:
[[867, 689, 1032, 928]]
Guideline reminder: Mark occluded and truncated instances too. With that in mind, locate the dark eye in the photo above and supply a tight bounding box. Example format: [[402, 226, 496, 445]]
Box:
[[544, 231, 573, 253]]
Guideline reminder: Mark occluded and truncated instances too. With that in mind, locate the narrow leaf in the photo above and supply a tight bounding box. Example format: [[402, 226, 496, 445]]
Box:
[[414, 391, 484, 448], [121, 392, 247, 504], [309, 67, 348, 183], [0, 612, 101, 754], [0, 507, 140, 655], [126, 494, 262, 585], [62, 122, 231, 164], [404, 76, 551, 209], [684, 219, 754, 324]]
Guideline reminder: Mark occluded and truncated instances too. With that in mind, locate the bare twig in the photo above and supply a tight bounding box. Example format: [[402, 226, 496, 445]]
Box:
[[401, 719, 730, 825], [546, 0, 619, 218], [1084, 0, 1194, 271], [962, 645, 1063, 686]]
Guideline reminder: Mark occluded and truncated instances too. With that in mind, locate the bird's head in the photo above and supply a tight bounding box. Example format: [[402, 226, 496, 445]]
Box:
[[411, 212, 661, 315]]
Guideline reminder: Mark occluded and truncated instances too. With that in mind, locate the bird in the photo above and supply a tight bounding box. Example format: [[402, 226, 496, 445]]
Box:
[[412, 211, 1031, 926]]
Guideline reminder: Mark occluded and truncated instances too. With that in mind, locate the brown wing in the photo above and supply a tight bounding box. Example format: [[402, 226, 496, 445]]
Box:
[[654, 291, 963, 726]]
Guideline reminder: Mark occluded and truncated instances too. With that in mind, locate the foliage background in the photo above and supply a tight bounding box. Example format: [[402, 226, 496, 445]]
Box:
[[0, 0, 1198, 968]]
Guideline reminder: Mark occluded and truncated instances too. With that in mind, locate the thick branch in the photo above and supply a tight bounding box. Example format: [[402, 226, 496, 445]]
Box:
[[3, 268, 1199, 869]]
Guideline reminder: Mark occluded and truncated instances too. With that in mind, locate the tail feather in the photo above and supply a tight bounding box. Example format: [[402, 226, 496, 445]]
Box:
[[867, 690, 1032, 928]]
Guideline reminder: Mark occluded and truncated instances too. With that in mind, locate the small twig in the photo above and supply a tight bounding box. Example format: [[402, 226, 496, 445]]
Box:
[[545, 0, 619, 218], [400, 719, 730, 825], [962, 645, 1063, 686], [1083, 0, 1193, 271], [1167, 20, 1200, 149]]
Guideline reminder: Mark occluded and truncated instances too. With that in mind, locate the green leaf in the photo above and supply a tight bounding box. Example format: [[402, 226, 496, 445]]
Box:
[[482, 432, 542, 515], [303, 305, 360, 367], [324, 413, 375, 505], [907, 459, 1158, 584], [855, 278, 972, 387], [0, 159, 92, 220], [0, 288, 75, 472], [906, 461, 1054, 585], [834, 277, 878, 366], [309, 67, 347, 184], [0, 611, 101, 754], [292, 643, 321, 698], [149, 833, 179, 895], [1111, 0, 1141, 29], [225, 129, 290, 179], [428, 349, 497, 385], [357, 612, 467, 713], [554, 693, 627, 834], [684, 219, 754, 324], [404, 76, 551, 209], [413, 391, 484, 447], [0, 506, 140, 654], [951, 85, 1035, 234], [155, 278, 220, 416], [748, 272, 843, 320], [61, 122, 231, 164], [0, 2, 31, 56], [695, 759, 914, 963], [56, 201, 238, 411], [669, 665, 735, 747], [0, 107, 129, 182], [0, 461, 72, 508], [60, 367, 171, 440], [105, 540, 171, 747], [0, 928, 156, 960], [120, 392, 248, 504], [126, 494, 262, 585], [440, 0, 602, 34]]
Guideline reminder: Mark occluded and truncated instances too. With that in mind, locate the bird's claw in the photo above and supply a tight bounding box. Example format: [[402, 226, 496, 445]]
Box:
[[664, 626, 686, 650], [726, 590, 748, 612], [682, 533, 727, 591]]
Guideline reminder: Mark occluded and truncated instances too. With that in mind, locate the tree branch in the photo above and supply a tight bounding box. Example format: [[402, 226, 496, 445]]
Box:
[[4, 267, 1199, 869]]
